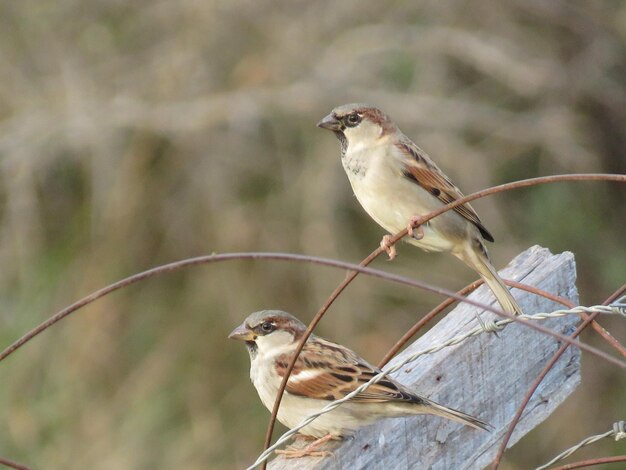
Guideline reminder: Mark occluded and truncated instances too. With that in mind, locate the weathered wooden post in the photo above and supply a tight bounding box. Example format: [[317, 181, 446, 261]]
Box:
[[269, 246, 580, 469]]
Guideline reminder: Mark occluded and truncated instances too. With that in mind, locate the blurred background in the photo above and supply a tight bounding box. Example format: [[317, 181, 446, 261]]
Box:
[[0, 1, 624, 468]]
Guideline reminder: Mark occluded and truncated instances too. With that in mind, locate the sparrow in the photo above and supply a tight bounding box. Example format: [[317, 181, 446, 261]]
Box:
[[229, 310, 489, 458], [317, 103, 522, 315]]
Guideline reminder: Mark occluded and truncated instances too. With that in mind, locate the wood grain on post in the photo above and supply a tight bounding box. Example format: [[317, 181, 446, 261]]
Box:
[[268, 246, 581, 470]]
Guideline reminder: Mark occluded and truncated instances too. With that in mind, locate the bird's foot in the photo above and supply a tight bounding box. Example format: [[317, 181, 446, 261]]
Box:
[[407, 216, 425, 240], [275, 434, 334, 459], [380, 234, 397, 260]]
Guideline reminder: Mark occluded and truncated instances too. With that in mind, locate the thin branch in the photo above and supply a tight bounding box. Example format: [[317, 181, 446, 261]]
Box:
[[581, 315, 626, 357], [0, 457, 31, 470], [379, 174, 626, 256], [404, 174, 626, 234], [378, 280, 482, 367], [378, 279, 573, 368], [507, 281, 626, 358], [379, 278, 625, 367], [260, 173, 625, 465], [0, 173, 622, 468], [249, 306, 619, 469], [0, 252, 480, 363], [491, 284, 626, 469], [4, 252, 621, 368], [552, 455, 626, 470], [259, 249, 382, 470]]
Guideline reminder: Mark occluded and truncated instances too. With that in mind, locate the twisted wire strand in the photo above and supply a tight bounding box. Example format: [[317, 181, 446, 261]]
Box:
[[611, 295, 626, 317], [248, 305, 622, 469], [535, 421, 625, 470]]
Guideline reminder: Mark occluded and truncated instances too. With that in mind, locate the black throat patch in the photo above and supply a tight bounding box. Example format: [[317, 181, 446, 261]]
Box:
[[245, 341, 258, 359], [333, 131, 348, 156]]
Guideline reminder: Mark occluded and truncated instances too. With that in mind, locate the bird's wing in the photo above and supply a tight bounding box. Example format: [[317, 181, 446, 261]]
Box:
[[275, 337, 423, 404], [395, 141, 494, 242]]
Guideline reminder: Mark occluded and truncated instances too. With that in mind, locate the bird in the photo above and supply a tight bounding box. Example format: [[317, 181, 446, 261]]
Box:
[[317, 103, 522, 315], [229, 310, 490, 458]]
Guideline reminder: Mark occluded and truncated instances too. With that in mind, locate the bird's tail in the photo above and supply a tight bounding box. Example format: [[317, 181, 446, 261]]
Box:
[[423, 398, 491, 431], [457, 241, 523, 316]]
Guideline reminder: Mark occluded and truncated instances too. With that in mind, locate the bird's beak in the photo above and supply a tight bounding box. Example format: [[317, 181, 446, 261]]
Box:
[[317, 113, 342, 131], [228, 323, 256, 342]]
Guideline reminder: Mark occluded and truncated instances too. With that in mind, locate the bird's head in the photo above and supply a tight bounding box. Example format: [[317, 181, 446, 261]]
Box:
[[317, 103, 396, 150], [228, 310, 306, 359]]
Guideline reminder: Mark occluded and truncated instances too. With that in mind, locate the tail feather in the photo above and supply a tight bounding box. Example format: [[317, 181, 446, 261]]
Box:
[[458, 243, 523, 316], [480, 263, 523, 316], [425, 399, 491, 431]]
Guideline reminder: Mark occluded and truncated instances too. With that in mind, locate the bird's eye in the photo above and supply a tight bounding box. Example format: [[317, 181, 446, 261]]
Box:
[[344, 113, 361, 127], [261, 322, 274, 333]]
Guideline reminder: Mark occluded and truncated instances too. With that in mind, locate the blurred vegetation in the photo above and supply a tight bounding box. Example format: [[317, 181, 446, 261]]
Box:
[[0, 1, 624, 469]]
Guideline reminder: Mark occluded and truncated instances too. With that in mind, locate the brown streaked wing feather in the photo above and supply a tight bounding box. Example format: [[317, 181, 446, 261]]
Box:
[[276, 337, 423, 404], [396, 142, 494, 242]]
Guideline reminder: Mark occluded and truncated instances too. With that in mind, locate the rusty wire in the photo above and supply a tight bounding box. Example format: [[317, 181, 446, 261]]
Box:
[[0, 253, 513, 363], [8, 257, 623, 470], [3, 252, 619, 367], [378, 279, 483, 367], [377, 280, 576, 367], [0, 252, 487, 363], [261, 173, 625, 468], [0, 457, 31, 470], [0, 173, 624, 469], [551, 455, 626, 469], [4, 267, 622, 470], [379, 279, 626, 368], [491, 284, 626, 469], [249, 305, 622, 469]]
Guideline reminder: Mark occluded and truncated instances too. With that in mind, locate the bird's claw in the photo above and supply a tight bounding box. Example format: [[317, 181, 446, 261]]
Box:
[[275, 449, 332, 459], [380, 235, 397, 260], [275, 434, 334, 459], [408, 216, 425, 240]]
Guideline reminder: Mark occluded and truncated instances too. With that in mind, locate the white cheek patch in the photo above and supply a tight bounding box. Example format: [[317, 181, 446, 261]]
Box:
[[255, 330, 295, 356], [344, 120, 382, 146]]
